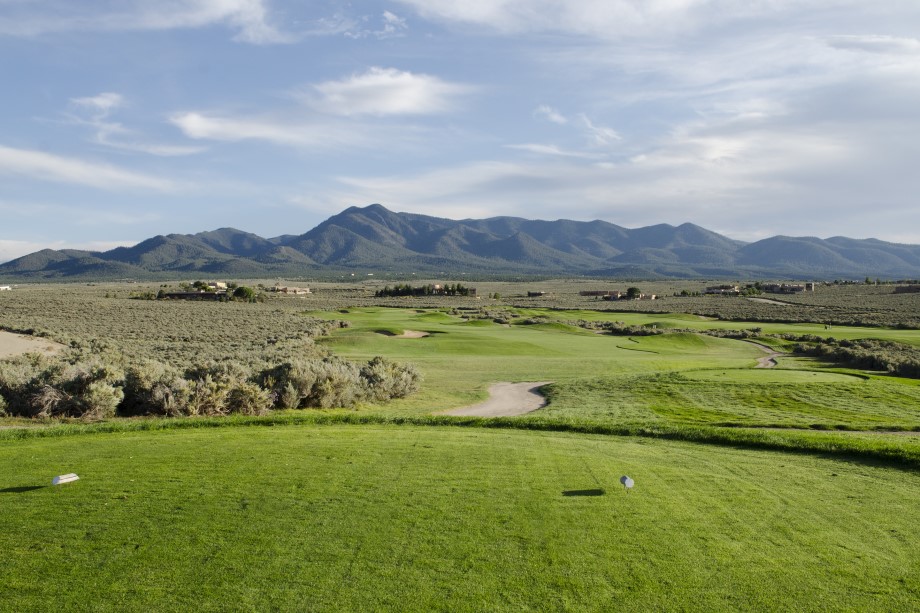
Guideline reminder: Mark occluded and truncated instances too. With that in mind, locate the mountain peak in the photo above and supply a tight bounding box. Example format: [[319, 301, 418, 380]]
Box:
[[3, 205, 920, 279]]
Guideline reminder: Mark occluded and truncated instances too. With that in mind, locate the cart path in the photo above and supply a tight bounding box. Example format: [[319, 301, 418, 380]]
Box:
[[744, 340, 784, 368], [444, 381, 552, 417]]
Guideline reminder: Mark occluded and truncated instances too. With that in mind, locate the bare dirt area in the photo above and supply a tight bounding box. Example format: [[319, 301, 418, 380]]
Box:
[[444, 381, 552, 417], [0, 331, 65, 359]]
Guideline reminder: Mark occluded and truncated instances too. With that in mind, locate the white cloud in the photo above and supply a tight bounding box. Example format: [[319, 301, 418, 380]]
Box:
[[577, 114, 620, 146], [344, 11, 409, 40], [826, 35, 920, 55], [0, 0, 293, 44], [67, 92, 206, 157], [533, 105, 568, 125], [505, 143, 605, 159], [71, 92, 125, 118], [0, 144, 177, 191], [327, 101, 920, 241], [395, 0, 815, 38], [304, 67, 472, 116], [170, 111, 381, 149]]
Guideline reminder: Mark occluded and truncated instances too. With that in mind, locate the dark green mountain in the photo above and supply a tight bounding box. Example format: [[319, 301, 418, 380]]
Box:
[[2, 204, 920, 280]]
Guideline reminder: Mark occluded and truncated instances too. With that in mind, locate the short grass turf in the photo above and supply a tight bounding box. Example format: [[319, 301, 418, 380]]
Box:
[[2, 425, 919, 611], [309, 308, 920, 433]]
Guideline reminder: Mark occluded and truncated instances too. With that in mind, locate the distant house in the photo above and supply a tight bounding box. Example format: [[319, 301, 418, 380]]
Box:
[[602, 292, 656, 301], [207, 282, 228, 290], [762, 283, 811, 294], [705, 285, 740, 295], [273, 285, 311, 295], [163, 291, 227, 301], [0, 285, 11, 291], [527, 291, 547, 297], [580, 290, 622, 298]]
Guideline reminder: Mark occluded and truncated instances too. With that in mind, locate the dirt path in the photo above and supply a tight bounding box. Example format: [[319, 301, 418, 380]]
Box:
[[746, 297, 791, 306], [0, 331, 65, 359], [744, 340, 784, 368], [444, 381, 552, 417]]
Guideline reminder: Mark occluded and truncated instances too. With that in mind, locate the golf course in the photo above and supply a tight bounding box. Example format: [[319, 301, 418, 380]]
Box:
[[3, 299, 920, 610]]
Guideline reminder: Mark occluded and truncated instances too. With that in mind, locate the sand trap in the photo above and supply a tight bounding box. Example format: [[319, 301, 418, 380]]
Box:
[[398, 330, 430, 338], [377, 329, 430, 338], [445, 381, 552, 417], [0, 330, 65, 359]]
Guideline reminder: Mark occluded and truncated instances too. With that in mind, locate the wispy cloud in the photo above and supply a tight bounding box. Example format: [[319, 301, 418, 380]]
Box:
[[67, 92, 206, 157], [344, 11, 409, 40], [826, 35, 920, 55], [303, 67, 473, 116], [505, 143, 605, 159], [0, 144, 178, 191], [169, 111, 389, 149], [0, 0, 294, 44], [533, 105, 568, 125], [532, 106, 620, 149]]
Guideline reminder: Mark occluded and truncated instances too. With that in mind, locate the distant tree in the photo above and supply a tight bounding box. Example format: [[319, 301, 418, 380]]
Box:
[[626, 287, 641, 299], [233, 286, 256, 301]]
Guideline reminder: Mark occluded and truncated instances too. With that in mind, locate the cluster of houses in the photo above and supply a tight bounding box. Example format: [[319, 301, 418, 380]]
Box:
[[761, 283, 815, 294], [270, 284, 311, 295], [0, 285, 11, 291], [704, 283, 815, 295], [577, 290, 657, 300]]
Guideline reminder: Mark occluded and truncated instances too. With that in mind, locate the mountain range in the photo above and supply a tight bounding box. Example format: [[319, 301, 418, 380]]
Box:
[[3, 204, 920, 280]]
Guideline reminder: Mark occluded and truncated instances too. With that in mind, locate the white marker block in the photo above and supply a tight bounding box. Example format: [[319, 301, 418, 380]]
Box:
[[52, 473, 79, 485]]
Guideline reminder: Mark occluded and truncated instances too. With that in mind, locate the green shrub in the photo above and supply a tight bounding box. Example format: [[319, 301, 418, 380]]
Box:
[[226, 381, 273, 415], [360, 356, 422, 402], [81, 381, 124, 420], [123, 360, 190, 416]]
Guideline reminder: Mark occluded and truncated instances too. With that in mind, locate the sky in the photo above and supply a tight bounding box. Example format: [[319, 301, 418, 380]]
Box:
[[2, 0, 920, 262]]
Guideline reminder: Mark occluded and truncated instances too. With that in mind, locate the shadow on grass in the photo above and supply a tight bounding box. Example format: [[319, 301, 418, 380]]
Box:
[[1, 485, 47, 493], [562, 488, 605, 497]]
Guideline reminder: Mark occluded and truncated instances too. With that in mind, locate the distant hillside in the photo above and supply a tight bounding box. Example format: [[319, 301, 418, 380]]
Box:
[[3, 204, 920, 280]]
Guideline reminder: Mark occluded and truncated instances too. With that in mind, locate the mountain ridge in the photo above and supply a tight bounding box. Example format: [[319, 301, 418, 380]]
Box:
[[3, 204, 920, 280]]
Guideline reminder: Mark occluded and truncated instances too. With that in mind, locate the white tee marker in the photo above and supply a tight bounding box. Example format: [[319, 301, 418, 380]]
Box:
[[52, 473, 79, 485], [620, 475, 634, 492]]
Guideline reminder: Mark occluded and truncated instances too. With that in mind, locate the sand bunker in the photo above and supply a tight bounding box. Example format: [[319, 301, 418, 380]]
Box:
[[445, 381, 552, 417], [377, 330, 430, 338], [0, 331, 65, 359]]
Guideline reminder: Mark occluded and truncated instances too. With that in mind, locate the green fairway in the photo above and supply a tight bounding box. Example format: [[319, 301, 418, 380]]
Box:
[[2, 424, 918, 611], [307, 308, 920, 434]]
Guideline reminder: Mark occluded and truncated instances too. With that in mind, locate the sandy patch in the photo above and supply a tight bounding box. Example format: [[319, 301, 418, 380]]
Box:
[[377, 329, 430, 338], [398, 330, 430, 338], [0, 331, 65, 359], [445, 381, 552, 417]]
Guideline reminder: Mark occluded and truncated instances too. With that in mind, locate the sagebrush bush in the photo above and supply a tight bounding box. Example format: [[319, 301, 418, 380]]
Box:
[[360, 357, 422, 402]]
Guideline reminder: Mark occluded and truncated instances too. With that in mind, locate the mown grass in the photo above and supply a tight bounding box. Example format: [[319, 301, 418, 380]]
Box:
[[2, 424, 918, 611]]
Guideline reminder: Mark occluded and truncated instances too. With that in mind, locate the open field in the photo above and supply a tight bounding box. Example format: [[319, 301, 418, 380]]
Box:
[[2, 424, 919, 611]]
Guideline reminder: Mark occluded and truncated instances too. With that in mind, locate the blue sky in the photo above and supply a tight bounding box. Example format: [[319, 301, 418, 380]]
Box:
[[2, 1, 920, 262]]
